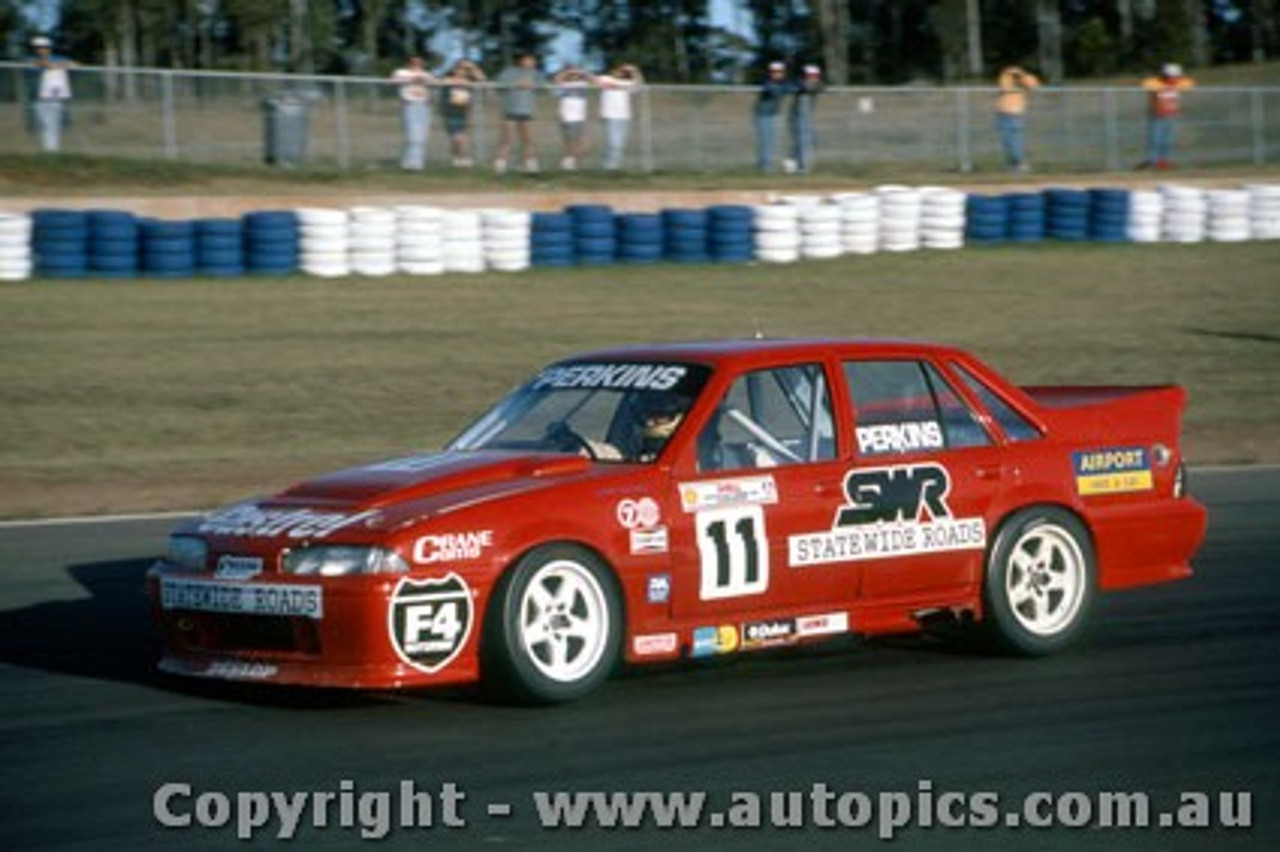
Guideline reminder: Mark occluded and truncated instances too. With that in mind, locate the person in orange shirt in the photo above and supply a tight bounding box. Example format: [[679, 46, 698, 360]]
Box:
[[994, 65, 1041, 172], [1139, 63, 1194, 170]]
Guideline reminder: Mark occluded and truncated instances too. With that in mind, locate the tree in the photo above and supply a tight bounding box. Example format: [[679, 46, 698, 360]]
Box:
[[814, 0, 851, 83]]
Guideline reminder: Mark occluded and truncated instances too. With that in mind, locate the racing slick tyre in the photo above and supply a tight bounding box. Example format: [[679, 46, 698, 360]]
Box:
[[483, 544, 622, 704], [982, 507, 1095, 656]]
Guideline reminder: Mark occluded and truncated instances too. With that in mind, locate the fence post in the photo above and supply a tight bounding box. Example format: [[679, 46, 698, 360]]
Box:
[[161, 70, 179, 160], [956, 88, 972, 173], [335, 79, 349, 170], [640, 84, 654, 173], [1104, 87, 1119, 171], [1252, 87, 1266, 166]]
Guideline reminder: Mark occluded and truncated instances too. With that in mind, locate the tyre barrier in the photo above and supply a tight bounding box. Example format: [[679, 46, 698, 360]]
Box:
[[6, 184, 1278, 282]]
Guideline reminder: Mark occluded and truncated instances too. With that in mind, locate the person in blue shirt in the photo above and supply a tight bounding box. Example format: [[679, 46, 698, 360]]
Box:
[[787, 64, 823, 173], [754, 61, 796, 173], [25, 35, 76, 153]]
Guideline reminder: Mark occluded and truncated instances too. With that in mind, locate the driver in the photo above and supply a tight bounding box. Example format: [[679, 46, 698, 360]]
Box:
[[634, 392, 688, 462]]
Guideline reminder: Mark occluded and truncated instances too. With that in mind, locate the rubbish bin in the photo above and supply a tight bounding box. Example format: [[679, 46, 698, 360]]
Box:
[[262, 92, 313, 166]]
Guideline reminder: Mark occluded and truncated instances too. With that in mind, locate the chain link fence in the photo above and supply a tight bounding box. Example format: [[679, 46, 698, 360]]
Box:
[[3, 62, 1277, 174]]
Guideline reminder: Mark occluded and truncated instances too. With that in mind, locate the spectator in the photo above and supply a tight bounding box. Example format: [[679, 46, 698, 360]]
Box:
[[994, 65, 1041, 172], [754, 61, 795, 173], [553, 65, 592, 170], [439, 59, 486, 167], [596, 63, 643, 171], [390, 55, 435, 170], [25, 35, 76, 154], [1140, 63, 1195, 170], [494, 53, 547, 174], [786, 64, 823, 173]]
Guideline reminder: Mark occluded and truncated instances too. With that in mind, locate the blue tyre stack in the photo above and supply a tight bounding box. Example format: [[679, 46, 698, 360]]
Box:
[[243, 210, 299, 275], [964, 195, 1008, 244], [707, 205, 755, 262], [1088, 188, 1130, 243], [530, 213, 575, 267], [1005, 193, 1047, 243], [1045, 189, 1091, 241], [616, 213, 664, 264], [32, 209, 90, 278], [195, 218, 245, 277], [661, 208, 709, 263], [141, 219, 196, 278], [567, 205, 616, 266], [87, 210, 140, 278]]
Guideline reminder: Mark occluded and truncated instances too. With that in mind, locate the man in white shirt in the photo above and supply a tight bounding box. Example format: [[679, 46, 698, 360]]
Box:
[[390, 56, 434, 170], [597, 63, 642, 171], [27, 36, 75, 153]]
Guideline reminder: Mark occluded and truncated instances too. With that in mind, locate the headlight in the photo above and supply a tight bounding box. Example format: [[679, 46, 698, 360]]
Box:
[[166, 535, 209, 572], [281, 545, 409, 577]]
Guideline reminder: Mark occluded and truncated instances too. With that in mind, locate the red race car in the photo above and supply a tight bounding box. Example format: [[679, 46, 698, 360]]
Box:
[[148, 339, 1207, 702]]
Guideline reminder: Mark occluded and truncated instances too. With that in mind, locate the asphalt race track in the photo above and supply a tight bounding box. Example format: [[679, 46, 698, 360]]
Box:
[[1, 468, 1276, 851]]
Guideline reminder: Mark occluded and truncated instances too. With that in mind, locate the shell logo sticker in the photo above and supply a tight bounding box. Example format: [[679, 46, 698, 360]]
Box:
[[388, 574, 474, 674]]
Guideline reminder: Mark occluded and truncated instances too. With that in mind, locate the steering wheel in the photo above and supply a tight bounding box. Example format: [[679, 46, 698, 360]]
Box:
[[545, 421, 597, 460]]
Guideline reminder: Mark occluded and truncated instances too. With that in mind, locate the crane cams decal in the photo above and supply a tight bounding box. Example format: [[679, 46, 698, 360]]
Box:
[[788, 463, 986, 567], [388, 574, 474, 674]]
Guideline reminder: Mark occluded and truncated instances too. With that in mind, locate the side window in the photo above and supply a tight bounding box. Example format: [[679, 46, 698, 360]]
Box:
[[698, 364, 835, 471], [952, 363, 1043, 442], [845, 359, 991, 456]]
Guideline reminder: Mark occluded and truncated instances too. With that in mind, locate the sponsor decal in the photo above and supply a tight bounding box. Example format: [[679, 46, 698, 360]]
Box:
[[697, 506, 769, 600], [160, 577, 323, 619], [412, 531, 494, 565], [616, 496, 662, 530], [631, 527, 670, 556], [856, 421, 944, 455], [1072, 447, 1154, 496], [680, 475, 778, 513], [532, 363, 688, 392], [361, 452, 460, 473], [742, 618, 796, 649], [632, 633, 679, 657], [795, 611, 850, 638], [197, 505, 378, 541], [646, 573, 672, 604], [691, 625, 739, 658], [788, 463, 987, 567], [204, 660, 278, 680], [388, 574, 474, 674], [214, 555, 263, 580]]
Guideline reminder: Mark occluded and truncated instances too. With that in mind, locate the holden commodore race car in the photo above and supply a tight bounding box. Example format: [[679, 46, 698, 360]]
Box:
[[148, 339, 1207, 703]]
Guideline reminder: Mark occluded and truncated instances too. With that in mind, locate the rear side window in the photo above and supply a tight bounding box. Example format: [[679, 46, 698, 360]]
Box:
[[952, 363, 1042, 442], [844, 360, 991, 455]]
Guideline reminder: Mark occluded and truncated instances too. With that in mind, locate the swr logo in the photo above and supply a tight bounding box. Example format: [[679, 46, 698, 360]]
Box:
[[836, 463, 953, 526]]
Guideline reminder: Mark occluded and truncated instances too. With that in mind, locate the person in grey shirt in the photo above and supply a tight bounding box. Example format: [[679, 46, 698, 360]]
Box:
[[494, 53, 546, 174]]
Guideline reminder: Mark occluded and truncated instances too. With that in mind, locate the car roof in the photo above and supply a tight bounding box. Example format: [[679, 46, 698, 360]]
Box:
[[566, 338, 970, 369]]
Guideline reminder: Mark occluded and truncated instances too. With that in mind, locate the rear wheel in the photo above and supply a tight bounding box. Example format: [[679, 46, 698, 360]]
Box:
[[483, 544, 621, 704], [983, 507, 1095, 655]]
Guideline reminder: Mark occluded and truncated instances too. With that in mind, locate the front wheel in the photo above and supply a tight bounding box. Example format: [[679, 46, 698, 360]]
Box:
[[483, 544, 621, 704], [982, 507, 1095, 655]]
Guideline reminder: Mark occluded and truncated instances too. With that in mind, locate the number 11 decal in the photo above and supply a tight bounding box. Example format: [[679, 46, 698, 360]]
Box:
[[697, 505, 769, 600]]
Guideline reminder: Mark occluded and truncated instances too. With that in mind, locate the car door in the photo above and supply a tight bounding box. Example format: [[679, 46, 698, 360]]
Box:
[[668, 361, 850, 623]]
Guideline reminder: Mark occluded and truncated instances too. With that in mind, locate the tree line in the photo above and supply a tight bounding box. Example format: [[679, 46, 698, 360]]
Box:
[[2, 0, 1275, 84]]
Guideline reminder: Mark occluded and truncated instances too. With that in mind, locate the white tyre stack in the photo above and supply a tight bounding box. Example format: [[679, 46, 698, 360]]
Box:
[[348, 206, 398, 276], [1127, 190, 1164, 243], [1205, 189, 1252, 243], [919, 187, 966, 250], [0, 213, 33, 281], [442, 210, 486, 273], [798, 202, 844, 260], [395, 205, 446, 275], [296, 207, 351, 278], [833, 193, 879, 255], [1160, 185, 1208, 243], [876, 185, 923, 252], [752, 203, 801, 263], [481, 209, 532, 272], [1246, 184, 1280, 241]]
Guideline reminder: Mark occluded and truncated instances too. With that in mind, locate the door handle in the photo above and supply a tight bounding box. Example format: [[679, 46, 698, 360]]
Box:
[[975, 464, 1002, 481], [814, 481, 844, 497]]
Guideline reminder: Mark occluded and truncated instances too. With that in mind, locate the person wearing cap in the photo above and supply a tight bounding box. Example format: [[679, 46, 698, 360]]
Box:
[[994, 65, 1041, 172], [26, 35, 76, 153], [596, 62, 643, 171], [786, 64, 823, 173], [754, 61, 797, 172], [1139, 63, 1195, 170], [390, 55, 436, 170]]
